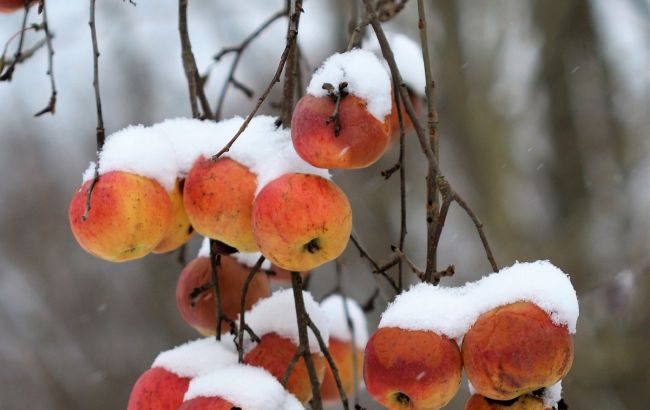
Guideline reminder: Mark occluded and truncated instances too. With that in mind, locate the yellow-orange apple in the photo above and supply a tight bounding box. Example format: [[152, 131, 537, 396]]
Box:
[[462, 302, 573, 401], [291, 94, 391, 169], [68, 171, 172, 262], [153, 178, 194, 253], [252, 173, 352, 272], [176, 255, 271, 335], [243, 332, 325, 404], [183, 156, 257, 252], [364, 327, 462, 410], [465, 394, 548, 410]]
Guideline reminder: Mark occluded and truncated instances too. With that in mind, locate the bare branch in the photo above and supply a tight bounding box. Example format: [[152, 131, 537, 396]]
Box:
[[211, 0, 303, 160], [34, 0, 57, 117], [0, 5, 30, 81], [349, 234, 399, 292], [236, 256, 266, 362]]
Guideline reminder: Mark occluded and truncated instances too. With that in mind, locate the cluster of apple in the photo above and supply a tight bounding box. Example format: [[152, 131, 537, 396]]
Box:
[[364, 261, 579, 410], [128, 290, 368, 409]]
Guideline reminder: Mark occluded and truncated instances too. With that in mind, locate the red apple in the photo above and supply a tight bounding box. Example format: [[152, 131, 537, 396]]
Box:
[[127, 367, 189, 410], [176, 255, 271, 335], [462, 302, 573, 401], [291, 94, 391, 169], [153, 178, 194, 253], [0, 0, 30, 13], [252, 173, 352, 272], [364, 327, 462, 410], [183, 156, 258, 252]]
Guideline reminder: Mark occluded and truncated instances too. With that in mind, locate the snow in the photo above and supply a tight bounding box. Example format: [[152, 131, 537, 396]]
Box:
[[363, 31, 427, 96], [197, 237, 272, 270], [183, 364, 303, 410], [82, 125, 178, 191], [244, 289, 329, 353], [151, 338, 238, 379], [306, 49, 392, 121], [379, 260, 579, 339], [155, 116, 329, 193], [542, 381, 563, 408], [320, 295, 368, 348], [82, 116, 329, 194]]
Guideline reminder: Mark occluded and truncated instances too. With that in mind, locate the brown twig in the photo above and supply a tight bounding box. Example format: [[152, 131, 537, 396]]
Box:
[[281, 347, 301, 387], [211, 8, 287, 120], [236, 256, 266, 362], [210, 0, 303, 159], [208, 240, 226, 341], [323, 82, 348, 137], [334, 261, 360, 405], [34, 0, 56, 117], [349, 234, 399, 292], [290, 271, 323, 409], [0, 5, 30, 81], [178, 0, 213, 119]]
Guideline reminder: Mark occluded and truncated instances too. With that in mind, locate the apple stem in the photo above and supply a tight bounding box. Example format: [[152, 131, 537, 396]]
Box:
[[324, 81, 349, 137]]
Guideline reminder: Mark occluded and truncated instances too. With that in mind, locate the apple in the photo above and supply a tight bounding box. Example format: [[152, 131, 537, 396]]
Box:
[[153, 178, 194, 253], [0, 0, 30, 13], [291, 94, 391, 169], [364, 327, 462, 410], [252, 173, 352, 272], [320, 338, 363, 405], [176, 255, 271, 335], [183, 156, 258, 252], [127, 367, 188, 410], [68, 171, 172, 262], [243, 332, 325, 404], [462, 302, 574, 401]]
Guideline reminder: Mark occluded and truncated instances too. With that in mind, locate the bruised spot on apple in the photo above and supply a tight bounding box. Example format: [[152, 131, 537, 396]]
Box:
[[153, 178, 194, 253], [0, 0, 31, 13], [465, 394, 548, 410], [462, 302, 574, 401], [364, 327, 462, 410], [179, 396, 237, 410], [243, 333, 325, 404], [291, 94, 391, 169], [183, 156, 258, 252], [252, 173, 352, 272], [127, 367, 189, 410], [320, 338, 363, 406], [68, 171, 172, 262], [176, 255, 271, 336]]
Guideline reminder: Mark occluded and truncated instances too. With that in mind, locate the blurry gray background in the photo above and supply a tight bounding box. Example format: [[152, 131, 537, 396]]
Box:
[[0, 0, 648, 409]]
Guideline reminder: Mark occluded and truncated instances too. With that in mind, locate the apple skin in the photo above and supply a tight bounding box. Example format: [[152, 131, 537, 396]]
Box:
[[243, 333, 325, 404], [183, 156, 258, 252], [252, 173, 352, 272], [153, 178, 194, 253], [462, 302, 574, 401], [68, 171, 172, 262], [465, 394, 548, 410], [0, 0, 30, 13], [364, 327, 462, 410], [127, 367, 189, 410], [291, 94, 391, 169], [320, 338, 364, 405], [176, 255, 271, 336], [179, 396, 236, 410]]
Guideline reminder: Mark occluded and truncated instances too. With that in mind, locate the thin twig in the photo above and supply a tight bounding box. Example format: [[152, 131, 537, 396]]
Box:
[[452, 190, 498, 272], [211, 8, 286, 120], [335, 261, 360, 405], [349, 234, 399, 292], [178, 0, 213, 119], [211, 0, 303, 159], [0, 5, 30, 81], [34, 0, 57, 117], [281, 347, 301, 387], [83, 0, 105, 221], [290, 271, 323, 409], [236, 256, 266, 362]]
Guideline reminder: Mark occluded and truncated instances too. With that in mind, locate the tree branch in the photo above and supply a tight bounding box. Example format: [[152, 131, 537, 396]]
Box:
[[34, 0, 57, 117], [236, 256, 266, 362]]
